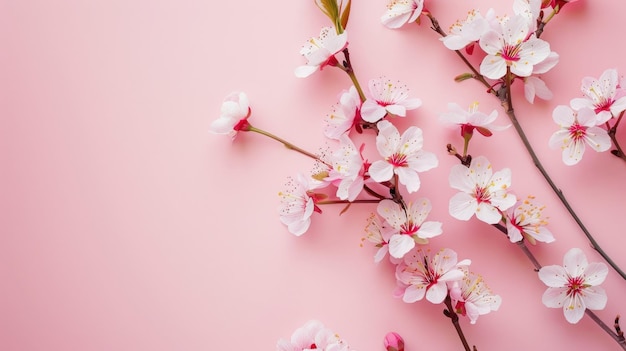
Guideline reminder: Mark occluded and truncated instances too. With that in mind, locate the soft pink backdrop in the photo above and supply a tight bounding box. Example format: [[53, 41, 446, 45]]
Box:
[[2, 0, 625, 350]]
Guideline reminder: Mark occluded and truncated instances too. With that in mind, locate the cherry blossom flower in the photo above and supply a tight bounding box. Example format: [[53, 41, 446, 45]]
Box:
[[364, 213, 396, 263], [570, 68, 626, 123], [209, 92, 251, 138], [381, 0, 423, 29], [278, 174, 325, 236], [361, 78, 422, 123], [449, 156, 516, 224], [538, 248, 608, 324], [505, 196, 555, 244], [377, 199, 443, 259], [276, 319, 352, 351], [369, 120, 438, 193], [295, 27, 348, 78], [449, 267, 502, 324], [439, 102, 509, 138], [323, 86, 361, 140], [478, 15, 551, 79], [523, 52, 560, 103], [548, 105, 611, 165], [396, 248, 470, 304], [324, 134, 366, 201], [513, 0, 541, 32], [441, 9, 491, 52]]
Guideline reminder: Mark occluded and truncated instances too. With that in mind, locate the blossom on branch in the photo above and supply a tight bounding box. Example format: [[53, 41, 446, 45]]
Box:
[[505, 196, 554, 244], [364, 213, 395, 263], [538, 248, 608, 324], [449, 267, 502, 324], [369, 120, 438, 193], [395, 248, 470, 304], [295, 27, 348, 78], [448, 156, 516, 224], [276, 319, 352, 351], [381, 0, 423, 29], [548, 105, 611, 165], [324, 134, 366, 201], [278, 174, 325, 236], [439, 101, 509, 138], [209, 92, 251, 138], [441, 9, 492, 52], [361, 77, 422, 123], [478, 15, 551, 79], [377, 199, 443, 259], [323, 86, 362, 140], [570, 68, 626, 123]]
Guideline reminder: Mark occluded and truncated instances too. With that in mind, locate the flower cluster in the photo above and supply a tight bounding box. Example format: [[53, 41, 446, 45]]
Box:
[[213, 0, 626, 350]]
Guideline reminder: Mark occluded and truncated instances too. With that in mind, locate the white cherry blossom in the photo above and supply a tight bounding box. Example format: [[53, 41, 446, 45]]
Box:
[[441, 9, 491, 51], [548, 105, 611, 165], [323, 86, 361, 140], [570, 68, 626, 123], [381, 0, 423, 29], [538, 248, 608, 324], [505, 196, 555, 244], [449, 267, 502, 324], [324, 134, 365, 201], [449, 156, 516, 224], [369, 120, 438, 193], [377, 199, 443, 259], [479, 15, 551, 79], [278, 174, 324, 236], [209, 92, 251, 138], [276, 319, 352, 351], [295, 27, 348, 78], [361, 78, 422, 123]]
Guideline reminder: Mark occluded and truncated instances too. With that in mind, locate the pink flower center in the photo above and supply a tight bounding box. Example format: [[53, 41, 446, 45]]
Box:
[[594, 98, 614, 114], [309, 344, 318, 349], [473, 186, 491, 204], [400, 222, 419, 236], [388, 153, 408, 167], [568, 123, 587, 141], [501, 44, 521, 62], [567, 276, 585, 296]]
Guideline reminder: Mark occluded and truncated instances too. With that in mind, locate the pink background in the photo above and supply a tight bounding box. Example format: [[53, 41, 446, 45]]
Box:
[[2, 0, 626, 350]]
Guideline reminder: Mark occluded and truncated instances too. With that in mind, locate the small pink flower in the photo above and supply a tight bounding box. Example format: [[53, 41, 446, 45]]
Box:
[[323, 86, 361, 140], [364, 213, 396, 263], [377, 199, 442, 259], [448, 156, 516, 224], [439, 102, 508, 138], [295, 27, 348, 78], [278, 174, 325, 236], [369, 120, 438, 193], [441, 9, 491, 51], [209, 92, 251, 138], [324, 135, 366, 202], [381, 0, 423, 29], [384, 332, 405, 351], [396, 248, 470, 304], [449, 267, 501, 324], [570, 68, 626, 122], [548, 105, 611, 165], [538, 248, 608, 324], [361, 78, 422, 123], [505, 196, 555, 244], [276, 320, 352, 351]]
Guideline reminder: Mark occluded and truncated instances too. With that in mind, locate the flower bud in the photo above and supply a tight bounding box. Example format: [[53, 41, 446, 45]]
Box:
[[384, 332, 404, 351]]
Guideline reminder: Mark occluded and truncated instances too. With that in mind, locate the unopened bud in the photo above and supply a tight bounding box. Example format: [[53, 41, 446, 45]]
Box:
[[384, 332, 404, 351], [454, 73, 474, 82]]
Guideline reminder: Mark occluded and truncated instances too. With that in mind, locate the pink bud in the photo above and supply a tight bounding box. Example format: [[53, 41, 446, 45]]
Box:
[[384, 332, 404, 351]]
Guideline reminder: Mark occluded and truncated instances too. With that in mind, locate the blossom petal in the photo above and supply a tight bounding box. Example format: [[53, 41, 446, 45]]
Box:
[[538, 265, 569, 287], [449, 192, 478, 220], [563, 294, 586, 324], [582, 286, 607, 310], [584, 262, 609, 286], [475, 202, 502, 224], [369, 160, 394, 182], [542, 287, 568, 308], [403, 284, 426, 303], [425, 282, 448, 304], [395, 166, 421, 193], [389, 234, 416, 259]]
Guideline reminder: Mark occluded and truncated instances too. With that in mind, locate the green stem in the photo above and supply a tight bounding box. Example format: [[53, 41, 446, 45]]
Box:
[[248, 126, 329, 166], [338, 48, 367, 102]]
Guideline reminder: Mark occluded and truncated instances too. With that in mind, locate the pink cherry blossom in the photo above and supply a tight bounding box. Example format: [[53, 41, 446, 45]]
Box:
[[209, 92, 251, 138], [369, 120, 438, 193], [364, 213, 396, 263], [505, 196, 555, 244], [538, 248, 608, 324], [278, 174, 324, 236], [479, 15, 551, 79], [548, 105, 611, 165], [449, 267, 502, 324], [396, 248, 470, 304], [276, 320, 352, 351], [323, 86, 361, 140], [381, 0, 423, 29], [361, 78, 422, 123], [448, 156, 516, 224], [523, 52, 560, 103], [439, 102, 509, 138], [441, 9, 491, 51], [377, 199, 443, 259], [295, 27, 348, 78], [324, 134, 366, 202], [570, 68, 626, 122]]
